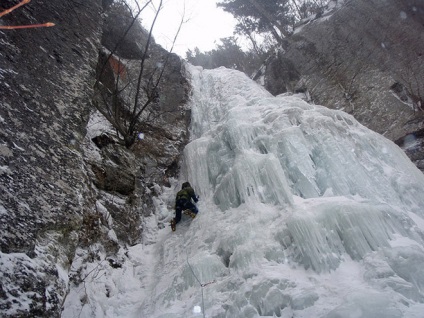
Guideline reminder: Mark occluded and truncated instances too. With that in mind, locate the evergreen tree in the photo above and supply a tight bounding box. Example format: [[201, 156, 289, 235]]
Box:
[[186, 37, 266, 77], [217, 0, 329, 45], [217, 0, 294, 44]]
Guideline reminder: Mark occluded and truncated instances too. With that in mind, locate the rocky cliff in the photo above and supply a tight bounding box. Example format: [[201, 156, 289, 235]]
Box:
[[262, 0, 424, 172], [0, 0, 189, 316], [2, 0, 423, 316]]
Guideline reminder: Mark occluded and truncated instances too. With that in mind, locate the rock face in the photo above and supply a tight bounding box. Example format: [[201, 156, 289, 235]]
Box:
[[0, 0, 190, 316], [262, 0, 424, 171], [0, 0, 103, 316]]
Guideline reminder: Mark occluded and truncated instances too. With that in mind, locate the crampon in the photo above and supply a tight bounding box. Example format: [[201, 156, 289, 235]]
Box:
[[183, 209, 197, 219]]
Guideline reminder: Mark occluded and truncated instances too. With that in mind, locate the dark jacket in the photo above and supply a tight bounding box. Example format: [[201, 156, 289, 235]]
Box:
[[176, 186, 198, 203]]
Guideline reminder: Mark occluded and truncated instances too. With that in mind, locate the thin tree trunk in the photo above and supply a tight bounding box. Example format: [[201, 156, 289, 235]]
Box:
[[269, 26, 285, 44], [239, 18, 262, 55]]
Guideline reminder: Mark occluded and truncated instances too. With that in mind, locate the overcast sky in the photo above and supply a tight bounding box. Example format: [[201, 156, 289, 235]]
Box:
[[140, 0, 237, 57]]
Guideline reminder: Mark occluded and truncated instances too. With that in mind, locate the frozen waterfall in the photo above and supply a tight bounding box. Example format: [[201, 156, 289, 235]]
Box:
[[152, 66, 424, 317], [63, 65, 424, 318]]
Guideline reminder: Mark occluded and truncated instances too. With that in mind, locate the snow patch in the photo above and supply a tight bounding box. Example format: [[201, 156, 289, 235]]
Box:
[[0, 204, 7, 215], [108, 229, 118, 242], [12, 142, 25, 151]]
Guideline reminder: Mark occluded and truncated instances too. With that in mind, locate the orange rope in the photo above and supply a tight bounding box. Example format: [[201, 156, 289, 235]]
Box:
[[0, 0, 31, 18], [0, 0, 55, 30], [0, 22, 55, 29]]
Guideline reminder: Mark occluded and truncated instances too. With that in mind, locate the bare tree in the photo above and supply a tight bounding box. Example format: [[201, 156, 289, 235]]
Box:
[[94, 0, 185, 148]]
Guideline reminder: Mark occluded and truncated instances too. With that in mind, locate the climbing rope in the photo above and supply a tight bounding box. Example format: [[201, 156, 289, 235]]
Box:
[[186, 252, 206, 318], [185, 245, 216, 318], [180, 200, 216, 317]]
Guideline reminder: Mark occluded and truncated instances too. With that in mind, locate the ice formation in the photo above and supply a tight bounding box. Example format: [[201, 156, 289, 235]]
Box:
[[164, 66, 424, 317], [63, 66, 424, 318]]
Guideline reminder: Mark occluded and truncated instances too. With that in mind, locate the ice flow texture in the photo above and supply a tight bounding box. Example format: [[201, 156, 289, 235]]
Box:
[[146, 66, 424, 318], [183, 66, 424, 273], [61, 66, 424, 318]]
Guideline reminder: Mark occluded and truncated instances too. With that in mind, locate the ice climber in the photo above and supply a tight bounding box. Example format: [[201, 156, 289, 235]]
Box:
[[171, 182, 199, 231]]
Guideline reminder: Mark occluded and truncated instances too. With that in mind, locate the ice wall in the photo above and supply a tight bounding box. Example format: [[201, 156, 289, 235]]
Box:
[[185, 66, 424, 214], [142, 66, 424, 318]]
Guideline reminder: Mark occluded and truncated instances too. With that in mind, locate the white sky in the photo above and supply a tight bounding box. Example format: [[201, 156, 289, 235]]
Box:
[[140, 0, 237, 57]]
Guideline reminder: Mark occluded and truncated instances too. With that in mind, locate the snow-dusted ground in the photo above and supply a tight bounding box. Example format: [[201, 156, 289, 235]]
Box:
[[62, 66, 424, 318]]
